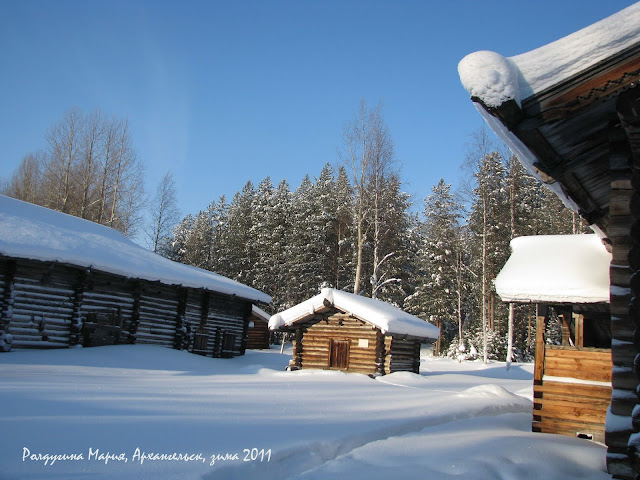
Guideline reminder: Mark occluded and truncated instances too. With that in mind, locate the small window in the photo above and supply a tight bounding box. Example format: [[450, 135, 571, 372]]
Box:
[[248, 321, 255, 328]]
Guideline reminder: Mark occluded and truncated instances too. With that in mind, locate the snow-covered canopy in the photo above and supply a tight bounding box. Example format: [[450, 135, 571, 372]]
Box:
[[458, 4, 640, 108], [269, 288, 439, 339], [495, 235, 611, 304], [0, 195, 271, 304]]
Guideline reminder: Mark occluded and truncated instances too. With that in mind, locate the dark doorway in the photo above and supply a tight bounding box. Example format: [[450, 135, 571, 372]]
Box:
[[329, 339, 350, 369]]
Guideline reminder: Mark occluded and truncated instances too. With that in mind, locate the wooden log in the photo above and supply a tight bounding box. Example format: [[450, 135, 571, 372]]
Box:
[[534, 313, 546, 383]]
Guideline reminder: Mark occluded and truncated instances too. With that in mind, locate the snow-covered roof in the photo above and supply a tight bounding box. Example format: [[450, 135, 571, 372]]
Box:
[[0, 195, 271, 304], [268, 288, 439, 339], [458, 4, 640, 108], [495, 235, 611, 304], [251, 304, 271, 322], [458, 4, 640, 216]]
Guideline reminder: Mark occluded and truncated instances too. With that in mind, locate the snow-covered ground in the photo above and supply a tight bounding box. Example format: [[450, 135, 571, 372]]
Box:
[[0, 345, 611, 479]]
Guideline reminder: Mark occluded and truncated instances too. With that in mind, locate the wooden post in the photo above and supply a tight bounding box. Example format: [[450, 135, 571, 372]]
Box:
[[375, 331, 386, 376], [506, 303, 515, 369], [129, 281, 141, 343], [433, 319, 442, 356], [70, 271, 86, 346], [0, 260, 16, 352], [239, 302, 252, 356], [573, 313, 584, 348], [293, 327, 303, 369], [174, 288, 188, 350], [534, 304, 547, 384]]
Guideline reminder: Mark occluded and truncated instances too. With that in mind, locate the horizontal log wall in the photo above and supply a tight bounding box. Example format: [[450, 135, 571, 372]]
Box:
[[10, 262, 77, 348], [0, 260, 12, 351], [0, 257, 252, 358], [300, 313, 381, 375], [246, 318, 270, 349], [388, 337, 421, 374], [136, 284, 179, 347], [534, 345, 612, 444], [183, 289, 204, 352], [208, 292, 248, 357], [81, 272, 136, 344]]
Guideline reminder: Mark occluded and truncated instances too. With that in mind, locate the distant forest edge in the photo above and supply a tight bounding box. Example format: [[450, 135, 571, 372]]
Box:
[[1, 103, 586, 362]]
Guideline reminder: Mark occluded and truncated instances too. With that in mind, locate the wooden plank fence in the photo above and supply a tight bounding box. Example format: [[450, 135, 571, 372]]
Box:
[[533, 320, 612, 443]]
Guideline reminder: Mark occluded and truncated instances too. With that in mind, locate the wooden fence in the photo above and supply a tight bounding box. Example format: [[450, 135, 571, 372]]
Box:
[[533, 316, 612, 443]]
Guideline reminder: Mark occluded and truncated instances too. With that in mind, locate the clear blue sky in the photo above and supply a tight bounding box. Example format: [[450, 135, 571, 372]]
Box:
[[0, 0, 632, 220]]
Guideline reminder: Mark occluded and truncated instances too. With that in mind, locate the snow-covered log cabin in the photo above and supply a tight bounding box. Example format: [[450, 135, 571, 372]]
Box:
[[0, 195, 271, 356], [459, 4, 640, 477], [496, 234, 612, 443], [246, 304, 271, 349], [268, 288, 439, 376]]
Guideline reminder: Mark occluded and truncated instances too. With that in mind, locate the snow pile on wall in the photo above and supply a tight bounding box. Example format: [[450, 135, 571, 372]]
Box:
[[269, 288, 439, 339], [495, 234, 611, 304], [0, 195, 271, 304], [458, 3, 640, 107]]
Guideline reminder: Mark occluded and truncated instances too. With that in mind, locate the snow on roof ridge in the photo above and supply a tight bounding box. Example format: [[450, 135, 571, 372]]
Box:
[[0, 195, 271, 304], [458, 3, 640, 107], [269, 287, 439, 339], [495, 234, 611, 304], [251, 304, 271, 320]]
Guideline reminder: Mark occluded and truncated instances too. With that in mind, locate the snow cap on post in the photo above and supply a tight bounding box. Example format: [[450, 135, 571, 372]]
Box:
[[458, 51, 520, 107], [495, 234, 611, 304]]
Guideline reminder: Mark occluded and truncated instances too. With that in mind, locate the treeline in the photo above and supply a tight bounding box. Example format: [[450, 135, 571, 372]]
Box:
[[2, 103, 586, 361], [161, 153, 584, 361], [2, 108, 145, 237]]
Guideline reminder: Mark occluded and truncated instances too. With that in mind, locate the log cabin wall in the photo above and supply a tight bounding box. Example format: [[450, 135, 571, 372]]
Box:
[[0, 256, 254, 359], [610, 86, 640, 479], [388, 337, 422, 374], [183, 289, 205, 353], [0, 260, 14, 351], [9, 261, 77, 348], [297, 309, 381, 375], [533, 344, 612, 443], [80, 271, 137, 345], [207, 292, 249, 358], [287, 307, 424, 376], [246, 315, 270, 349], [136, 283, 180, 347]]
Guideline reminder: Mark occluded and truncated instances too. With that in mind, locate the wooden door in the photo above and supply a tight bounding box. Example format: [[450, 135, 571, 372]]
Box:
[[329, 339, 350, 370]]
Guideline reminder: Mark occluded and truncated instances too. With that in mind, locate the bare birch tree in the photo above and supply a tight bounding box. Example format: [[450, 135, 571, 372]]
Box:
[[3, 108, 145, 237], [146, 172, 180, 252], [341, 99, 397, 296]]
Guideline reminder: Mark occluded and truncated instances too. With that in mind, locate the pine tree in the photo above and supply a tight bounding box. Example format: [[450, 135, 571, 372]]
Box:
[[334, 167, 355, 291], [287, 175, 324, 304], [469, 151, 510, 362], [226, 181, 255, 286], [405, 179, 465, 352]]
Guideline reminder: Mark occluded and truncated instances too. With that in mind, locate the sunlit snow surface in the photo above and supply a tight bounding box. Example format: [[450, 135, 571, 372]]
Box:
[[0, 345, 610, 479]]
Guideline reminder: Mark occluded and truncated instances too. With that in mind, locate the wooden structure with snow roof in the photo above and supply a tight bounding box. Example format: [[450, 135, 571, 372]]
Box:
[[269, 288, 439, 376], [459, 4, 640, 477], [246, 305, 271, 349], [0, 195, 271, 358], [496, 234, 612, 443]]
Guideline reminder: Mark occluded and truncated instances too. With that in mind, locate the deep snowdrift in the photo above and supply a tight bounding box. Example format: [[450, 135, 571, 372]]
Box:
[[0, 345, 610, 479]]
